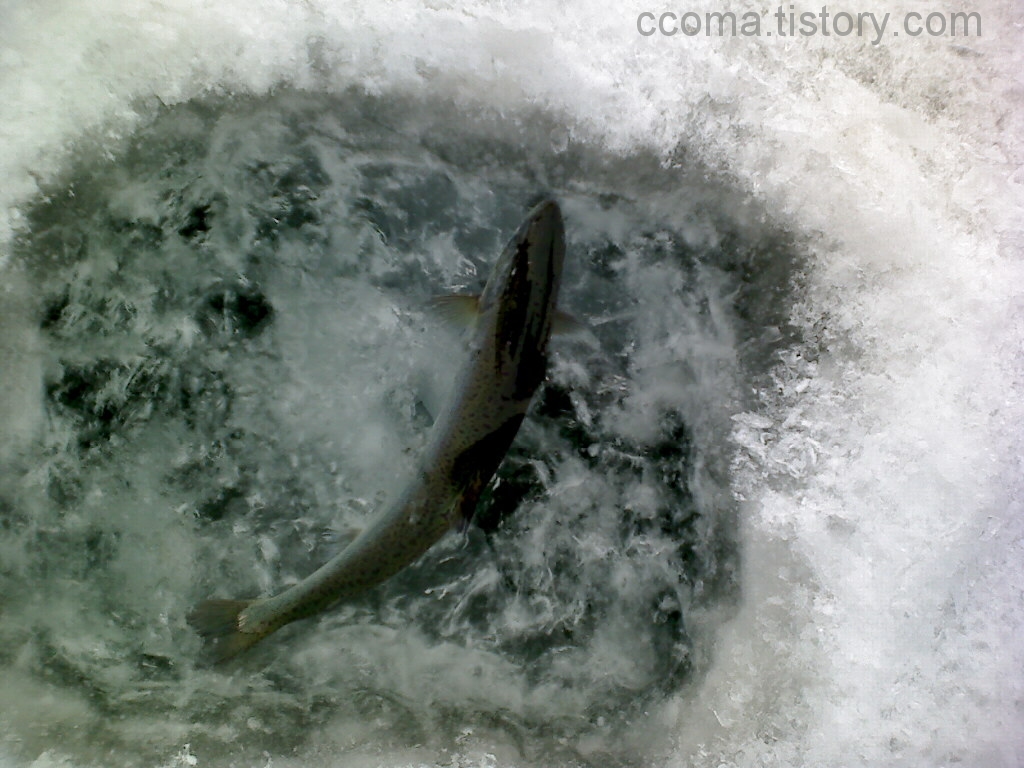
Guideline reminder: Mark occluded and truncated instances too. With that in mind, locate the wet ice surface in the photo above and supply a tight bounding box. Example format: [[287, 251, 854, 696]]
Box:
[[0, 92, 800, 766]]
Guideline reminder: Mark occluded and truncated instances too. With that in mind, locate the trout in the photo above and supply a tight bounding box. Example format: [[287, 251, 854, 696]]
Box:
[[188, 199, 566, 662]]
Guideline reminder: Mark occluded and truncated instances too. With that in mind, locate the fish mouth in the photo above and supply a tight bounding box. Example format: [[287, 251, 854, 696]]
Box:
[[504, 199, 564, 298], [528, 199, 561, 229], [480, 199, 565, 314], [520, 199, 563, 269], [504, 199, 564, 317], [481, 200, 565, 397]]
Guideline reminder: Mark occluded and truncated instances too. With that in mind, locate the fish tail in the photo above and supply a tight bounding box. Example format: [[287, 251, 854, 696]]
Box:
[[187, 598, 267, 664]]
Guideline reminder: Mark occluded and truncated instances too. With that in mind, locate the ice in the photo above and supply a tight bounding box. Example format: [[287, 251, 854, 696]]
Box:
[[2, 0, 1022, 767]]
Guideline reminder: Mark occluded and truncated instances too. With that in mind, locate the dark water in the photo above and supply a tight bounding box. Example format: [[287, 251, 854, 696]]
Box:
[[1, 90, 802, 767]]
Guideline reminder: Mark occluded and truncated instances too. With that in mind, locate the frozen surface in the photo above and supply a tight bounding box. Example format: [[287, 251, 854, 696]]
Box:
[[1, 1, 1022, 767]]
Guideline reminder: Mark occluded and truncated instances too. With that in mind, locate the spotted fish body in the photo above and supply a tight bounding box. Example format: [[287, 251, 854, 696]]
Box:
[[188, 200, 565, 662]]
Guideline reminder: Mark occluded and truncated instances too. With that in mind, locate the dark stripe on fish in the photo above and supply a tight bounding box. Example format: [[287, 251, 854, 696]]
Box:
[[449, 413, 526, 528], [450, 413, 526, 489]]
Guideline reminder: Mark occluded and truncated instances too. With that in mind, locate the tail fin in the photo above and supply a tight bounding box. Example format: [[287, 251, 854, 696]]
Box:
[[187, 598, 266, 664]]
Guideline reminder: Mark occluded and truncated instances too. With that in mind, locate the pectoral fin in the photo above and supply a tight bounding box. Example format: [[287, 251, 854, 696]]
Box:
[[552, 310, 586, 336], [427, 294, 480, 332], [431, 295, 589, 342]]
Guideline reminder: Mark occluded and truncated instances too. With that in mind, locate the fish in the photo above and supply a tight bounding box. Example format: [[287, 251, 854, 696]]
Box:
[[188, 199, 566, 663]]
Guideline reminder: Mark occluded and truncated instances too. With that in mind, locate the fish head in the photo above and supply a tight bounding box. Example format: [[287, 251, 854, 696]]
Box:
[[477, 199, 565, 398]]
